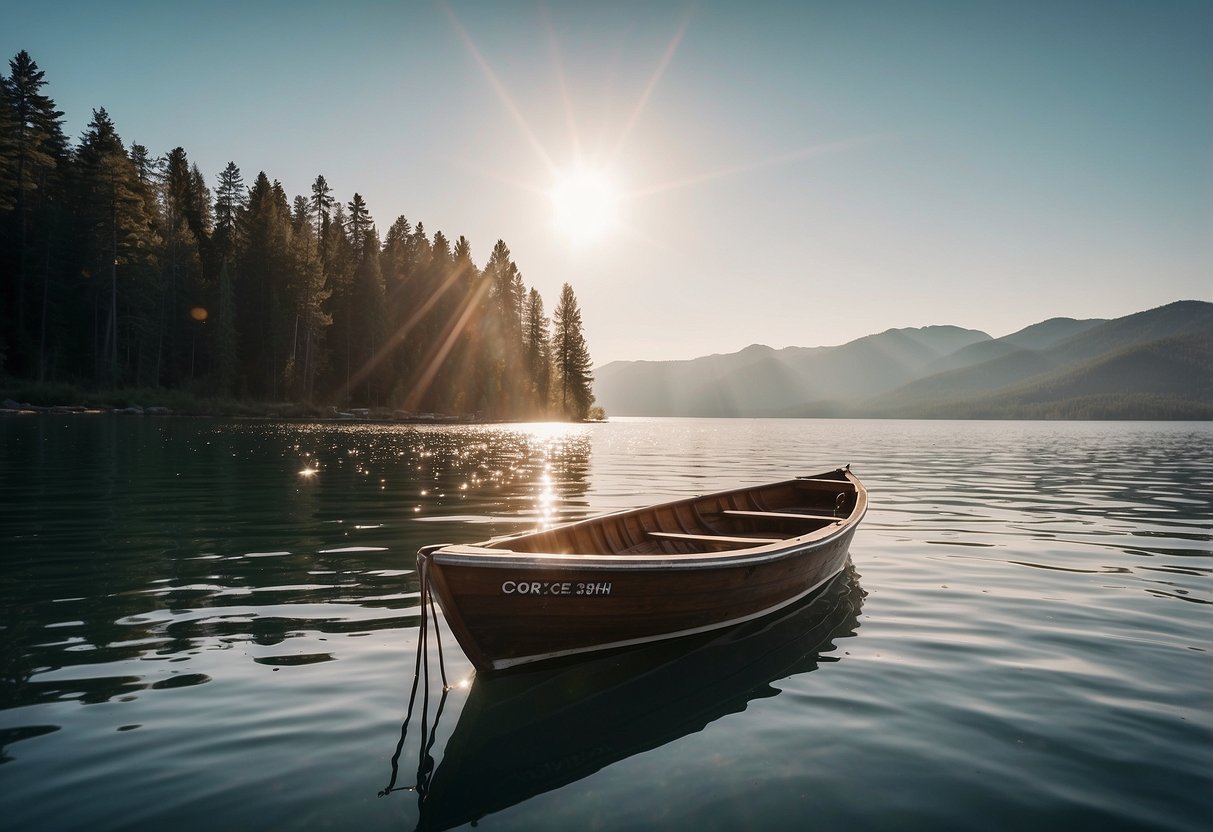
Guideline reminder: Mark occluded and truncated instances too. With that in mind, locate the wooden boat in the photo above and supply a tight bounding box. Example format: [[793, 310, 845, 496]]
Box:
[[418, 467, 866, 672], [405, 567, 865, 830]]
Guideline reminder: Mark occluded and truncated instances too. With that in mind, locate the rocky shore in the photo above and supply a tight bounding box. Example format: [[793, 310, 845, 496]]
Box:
[[3, 399, 173, 416], [0, 398, 475, 423]]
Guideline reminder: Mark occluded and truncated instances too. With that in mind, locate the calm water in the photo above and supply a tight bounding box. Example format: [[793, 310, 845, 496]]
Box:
[[1, 417, 1210, 831]]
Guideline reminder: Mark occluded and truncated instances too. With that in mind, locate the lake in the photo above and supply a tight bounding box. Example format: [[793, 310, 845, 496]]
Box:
[[1, 416, 1209, 831]]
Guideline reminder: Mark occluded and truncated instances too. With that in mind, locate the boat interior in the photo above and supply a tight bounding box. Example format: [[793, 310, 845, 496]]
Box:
[[493, 474, 862, 556]]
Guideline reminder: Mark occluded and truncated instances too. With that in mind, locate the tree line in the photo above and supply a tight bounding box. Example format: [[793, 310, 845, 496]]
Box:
[[0, 51, 597, 420]]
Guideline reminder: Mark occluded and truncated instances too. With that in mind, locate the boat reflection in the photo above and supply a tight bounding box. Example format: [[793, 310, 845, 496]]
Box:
[[397, 564, 865, 831]]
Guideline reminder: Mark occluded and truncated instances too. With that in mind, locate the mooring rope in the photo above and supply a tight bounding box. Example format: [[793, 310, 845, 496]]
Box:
[[379, 549, 452, 799], [424, 557, 449, 690]]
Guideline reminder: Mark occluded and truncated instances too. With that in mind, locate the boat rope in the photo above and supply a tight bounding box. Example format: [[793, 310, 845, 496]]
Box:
[[425, 556, 449, 690], [379, 548, 452, 800]]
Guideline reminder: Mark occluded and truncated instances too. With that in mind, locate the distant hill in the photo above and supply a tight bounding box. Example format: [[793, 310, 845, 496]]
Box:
[[999, 317, 1106, 350], [923, 316, 1106, 375], [593, 301, 1213, 420], [594, 326, 989, 416]]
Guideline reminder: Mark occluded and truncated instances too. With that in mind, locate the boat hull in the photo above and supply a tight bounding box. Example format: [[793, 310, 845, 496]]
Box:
[[428, 525, 858, 670]]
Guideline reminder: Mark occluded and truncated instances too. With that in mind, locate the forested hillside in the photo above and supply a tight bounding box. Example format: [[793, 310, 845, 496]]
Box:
[[0, 51, 597, 420]]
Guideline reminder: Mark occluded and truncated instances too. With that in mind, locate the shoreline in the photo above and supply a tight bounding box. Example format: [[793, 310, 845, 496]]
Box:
[[1, 398, 482, 424], [0, 397, 606, 424]]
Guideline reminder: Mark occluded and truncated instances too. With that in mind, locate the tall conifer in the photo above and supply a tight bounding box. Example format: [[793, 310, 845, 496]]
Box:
[[74, 108, 159, 384], [523, 287, 551, 417], [552, 282, 594, 420], [213, 162, 244, 262], [0, 78, 16, 213], [2, 50, 68, 377]]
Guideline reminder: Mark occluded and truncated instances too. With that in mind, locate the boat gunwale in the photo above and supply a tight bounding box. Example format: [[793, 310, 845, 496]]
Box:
[[428, 472, 867, 572], [429, 511, 864, 571]]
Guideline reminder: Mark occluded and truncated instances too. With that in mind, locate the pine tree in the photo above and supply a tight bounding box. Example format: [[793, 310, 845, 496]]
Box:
[[320, 202, 355, 399], [185, 163, 212, 246], [74, 108, 160, 385], [128, 144, 155, 186], [346, 193, 371, 262], [235, 172, 293, 397], [380, 215, 413, 293], [208, 161, 245, 392], [523, 287, 551, 416], [349, 226, 386, 404], [379, 216, 413, 340], [445, 234, 483, 413], [283, 195, 310, 395], [485, 240, 523, 333], [157, 146, 208, 385], [481, 239, 528, 416], [1, 51, 68, 378], [380, 215, 424, 407], [287, 174, 333, 399], [551, 282, 595, 420], [394, 223, 447, 411], [0, 77, 16, 213], [5, 49, 67, 242], [0, 78, 16, 372], [405, 229, 455, 411], [309, 175, 334, 231], [331, 194, 384, 404], [213, 161, 245, 263]]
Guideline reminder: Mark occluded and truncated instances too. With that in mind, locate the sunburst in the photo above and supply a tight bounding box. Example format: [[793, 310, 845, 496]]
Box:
[[445, 5, 863, 248]]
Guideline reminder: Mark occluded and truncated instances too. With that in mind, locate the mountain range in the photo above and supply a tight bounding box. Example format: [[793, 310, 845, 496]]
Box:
[[592, 300, 1212, 419]]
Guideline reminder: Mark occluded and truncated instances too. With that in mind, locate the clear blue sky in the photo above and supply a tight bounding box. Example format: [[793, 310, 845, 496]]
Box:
[[6, 1, 1210, 364]]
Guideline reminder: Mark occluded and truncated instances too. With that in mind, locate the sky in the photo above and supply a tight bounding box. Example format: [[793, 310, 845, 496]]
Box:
[[5, 0, 1210, 366]]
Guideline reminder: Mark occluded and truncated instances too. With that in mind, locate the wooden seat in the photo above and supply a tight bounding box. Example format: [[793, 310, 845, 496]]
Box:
[[795, 477, 857, 491], [648, 531, 776, 545], [722, 510, 839, 521]]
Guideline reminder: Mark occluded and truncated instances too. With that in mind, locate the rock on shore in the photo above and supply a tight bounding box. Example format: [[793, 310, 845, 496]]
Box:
[[1, 399, 173, 416]]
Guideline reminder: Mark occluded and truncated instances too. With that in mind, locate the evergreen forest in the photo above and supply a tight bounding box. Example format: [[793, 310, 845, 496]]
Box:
[[0, 51, 598, 420]]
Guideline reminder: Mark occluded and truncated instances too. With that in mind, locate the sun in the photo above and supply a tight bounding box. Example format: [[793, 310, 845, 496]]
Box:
[[550, 166, 620, 244]]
